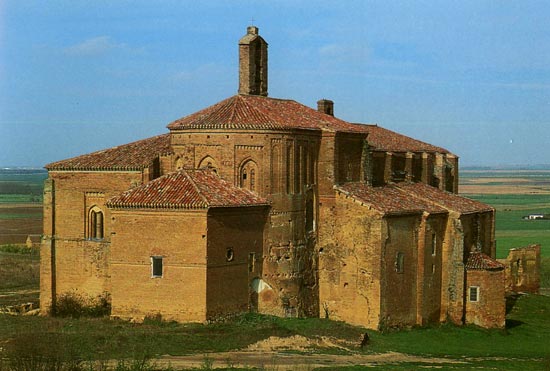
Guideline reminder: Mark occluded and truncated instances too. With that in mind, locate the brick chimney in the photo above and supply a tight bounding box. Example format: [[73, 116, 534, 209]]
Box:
[[317, 99, 334, 116], [238, 26, 268, 96]]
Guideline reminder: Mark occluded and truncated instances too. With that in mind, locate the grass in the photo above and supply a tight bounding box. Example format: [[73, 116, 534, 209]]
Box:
[[0, 245, 40, 308], [0, 295, 549, 370]]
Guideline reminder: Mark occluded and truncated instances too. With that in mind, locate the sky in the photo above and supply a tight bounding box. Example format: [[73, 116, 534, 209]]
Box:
[[1, 0, 550, 167]]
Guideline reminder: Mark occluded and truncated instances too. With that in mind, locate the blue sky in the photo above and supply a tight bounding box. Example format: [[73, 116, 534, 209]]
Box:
[[1, 1, 549, 167]]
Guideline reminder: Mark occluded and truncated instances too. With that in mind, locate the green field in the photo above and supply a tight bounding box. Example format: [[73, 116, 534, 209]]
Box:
[[464, 194, 550, 258]]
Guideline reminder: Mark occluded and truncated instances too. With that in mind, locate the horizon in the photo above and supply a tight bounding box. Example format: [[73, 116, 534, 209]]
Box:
[[2, 1, 550, 167]]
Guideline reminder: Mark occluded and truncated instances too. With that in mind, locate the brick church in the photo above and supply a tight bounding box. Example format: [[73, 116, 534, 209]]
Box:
[[41, 26, 506, 329]]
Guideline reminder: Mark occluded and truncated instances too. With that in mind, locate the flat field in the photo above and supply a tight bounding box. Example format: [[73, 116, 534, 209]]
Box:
[[0, 169, 46, 244], [460, 169, 550, 258]]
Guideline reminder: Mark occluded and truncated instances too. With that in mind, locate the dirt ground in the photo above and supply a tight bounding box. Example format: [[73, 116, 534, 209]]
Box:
[[0, 204, 42, 245], [148, 336, 463, 370]]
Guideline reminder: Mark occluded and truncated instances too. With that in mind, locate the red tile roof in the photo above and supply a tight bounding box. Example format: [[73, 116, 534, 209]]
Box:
[[336, 182, 447, 215], [395, 182, 493, 214], [355, 124, 452, 154], [106, 169, 269, 209], [46, 134, 172, 171], [167, 94, 367, 134], [465, 251, 505, 271]]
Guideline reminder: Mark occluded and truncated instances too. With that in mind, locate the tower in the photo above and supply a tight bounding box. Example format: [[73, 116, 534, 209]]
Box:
[[238, 26, 268, 96]]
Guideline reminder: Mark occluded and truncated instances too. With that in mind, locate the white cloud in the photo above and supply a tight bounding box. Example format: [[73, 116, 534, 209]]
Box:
[[64, 36, 125, 56]]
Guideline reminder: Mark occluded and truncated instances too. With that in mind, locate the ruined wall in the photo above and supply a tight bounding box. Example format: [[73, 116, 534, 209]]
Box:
[[109, 209, 208, 322], [318, 192, 383, 329], [206, 207, 268, 319], [502, 244, 541, 293], [40, 171, 143, 313], [465, 269, 505, 328], [380, 215, 420, 328], [336, 134, 365, 184]]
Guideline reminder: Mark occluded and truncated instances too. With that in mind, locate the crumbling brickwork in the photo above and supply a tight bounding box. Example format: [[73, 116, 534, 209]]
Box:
[[501, 244, 541, 294]]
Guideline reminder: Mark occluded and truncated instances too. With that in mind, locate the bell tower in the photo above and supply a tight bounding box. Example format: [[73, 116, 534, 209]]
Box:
[[238, 26, 268, 96]]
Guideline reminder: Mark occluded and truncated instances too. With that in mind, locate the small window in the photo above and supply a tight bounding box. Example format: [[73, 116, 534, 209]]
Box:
[[469, 286, 479, 302], [431, 234, 437, 256], [88, 207, 104, 240], [226, 248, 234, 262], [248, 252, 256, 272], [151, 256, 163, 278], [395, 252, 404, 273]]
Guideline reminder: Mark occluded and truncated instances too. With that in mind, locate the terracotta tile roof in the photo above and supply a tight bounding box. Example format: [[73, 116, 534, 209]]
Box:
[[354, 124, 452, 154], [466, 251, 505, 271], [395, 182, 493, 214], [106, 169, 269, 209], [167, 94, 366, 134], [336, 182, 447, 216], [45, 134, 172, 171]]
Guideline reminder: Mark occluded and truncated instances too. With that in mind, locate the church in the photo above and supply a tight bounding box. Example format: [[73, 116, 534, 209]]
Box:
[[41, 26, 506, 329]]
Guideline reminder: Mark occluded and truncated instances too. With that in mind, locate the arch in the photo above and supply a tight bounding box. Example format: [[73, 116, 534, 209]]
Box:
[[198, 155, 218, 173], [239, 159, 259, 192], [175, 157, 185, 170], [88, 205, 104, 240]]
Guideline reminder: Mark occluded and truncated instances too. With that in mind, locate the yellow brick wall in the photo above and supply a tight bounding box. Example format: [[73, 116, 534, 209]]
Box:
[[110, 209, 208, 322], [318, 193, 383, 329], [41, 171, 143, 313]]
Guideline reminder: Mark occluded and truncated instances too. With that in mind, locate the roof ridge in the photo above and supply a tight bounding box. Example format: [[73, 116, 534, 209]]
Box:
[[183, 170, 210, 207]]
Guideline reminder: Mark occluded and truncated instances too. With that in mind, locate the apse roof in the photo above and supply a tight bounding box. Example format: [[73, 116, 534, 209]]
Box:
[[106, 169, 269, 209], [167, 94, 367, 134]]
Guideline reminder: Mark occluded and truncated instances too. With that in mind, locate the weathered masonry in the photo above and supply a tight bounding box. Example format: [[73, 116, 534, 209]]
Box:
[[41, 26, 506, 328]]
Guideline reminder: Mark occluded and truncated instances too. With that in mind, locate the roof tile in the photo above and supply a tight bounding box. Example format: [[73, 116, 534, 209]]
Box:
[[357, 124, 451, 154], [167, 94, 367, 134], [465, 251, 505, 270], [46, 134, 172, 171], [106, 169, 269, 209], [336, 182, 447, 215], [395, 182, 493, 214]]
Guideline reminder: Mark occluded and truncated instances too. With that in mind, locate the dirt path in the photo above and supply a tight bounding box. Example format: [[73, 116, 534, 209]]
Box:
[[153, 351, 463, 370]]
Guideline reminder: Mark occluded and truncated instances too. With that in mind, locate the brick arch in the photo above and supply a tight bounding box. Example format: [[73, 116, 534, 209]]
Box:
[[238, 158, 259, 192], [87, 205, 104, 240], [198, 155, 218, 172]]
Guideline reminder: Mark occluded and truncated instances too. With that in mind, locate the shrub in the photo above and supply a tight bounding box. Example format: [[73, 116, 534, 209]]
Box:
[[53, 292, 111, 318]]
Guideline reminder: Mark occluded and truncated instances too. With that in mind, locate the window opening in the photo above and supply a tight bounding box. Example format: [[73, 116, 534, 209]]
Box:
[[431, 233, 437, 256], [226, 248, 234, 262], [395, 252, 404, 273], [248, 252, 256, 272], [151, 256, 163, 278], [88, 207, 104, 240], [469, 286, 479, 302]]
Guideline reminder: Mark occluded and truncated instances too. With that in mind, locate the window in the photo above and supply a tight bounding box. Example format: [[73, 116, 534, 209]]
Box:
[[431, 233, 437, 256], [305, 195, 314, 232], [248, 252, 256, 272], [240, 160, 258, 192], [151, 256, 163, 278], [469, 286, 479, 302], [226, 248, 234, 262], [395, 252, 404, 273], [88, 206, 104, 240]]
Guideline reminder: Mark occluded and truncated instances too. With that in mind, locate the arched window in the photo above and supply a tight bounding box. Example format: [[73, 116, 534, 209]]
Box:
[[88, 206, 104, 240], [198, 156, 218, 174], [240, 160, 258, 192]]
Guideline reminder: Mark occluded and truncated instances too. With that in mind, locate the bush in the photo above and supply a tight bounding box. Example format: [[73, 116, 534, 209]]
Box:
[[0, 244, 38, 256], [53, 292, 111, 318]]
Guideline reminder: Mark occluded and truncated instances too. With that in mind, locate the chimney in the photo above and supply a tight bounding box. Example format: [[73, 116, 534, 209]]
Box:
[[239, 26, 268, 96], [317, 99, 334, 116]]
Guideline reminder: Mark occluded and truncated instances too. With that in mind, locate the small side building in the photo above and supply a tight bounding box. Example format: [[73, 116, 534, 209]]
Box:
[[106, 169, 270, 322]]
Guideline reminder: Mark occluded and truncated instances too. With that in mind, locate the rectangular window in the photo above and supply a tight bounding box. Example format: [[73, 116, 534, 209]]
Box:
[[395, 252, 404, 273], [248, 253, 256, 273], [469, 286, 479, 302], [431, 233, 437, 256], [151, 256, 163, 278]]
